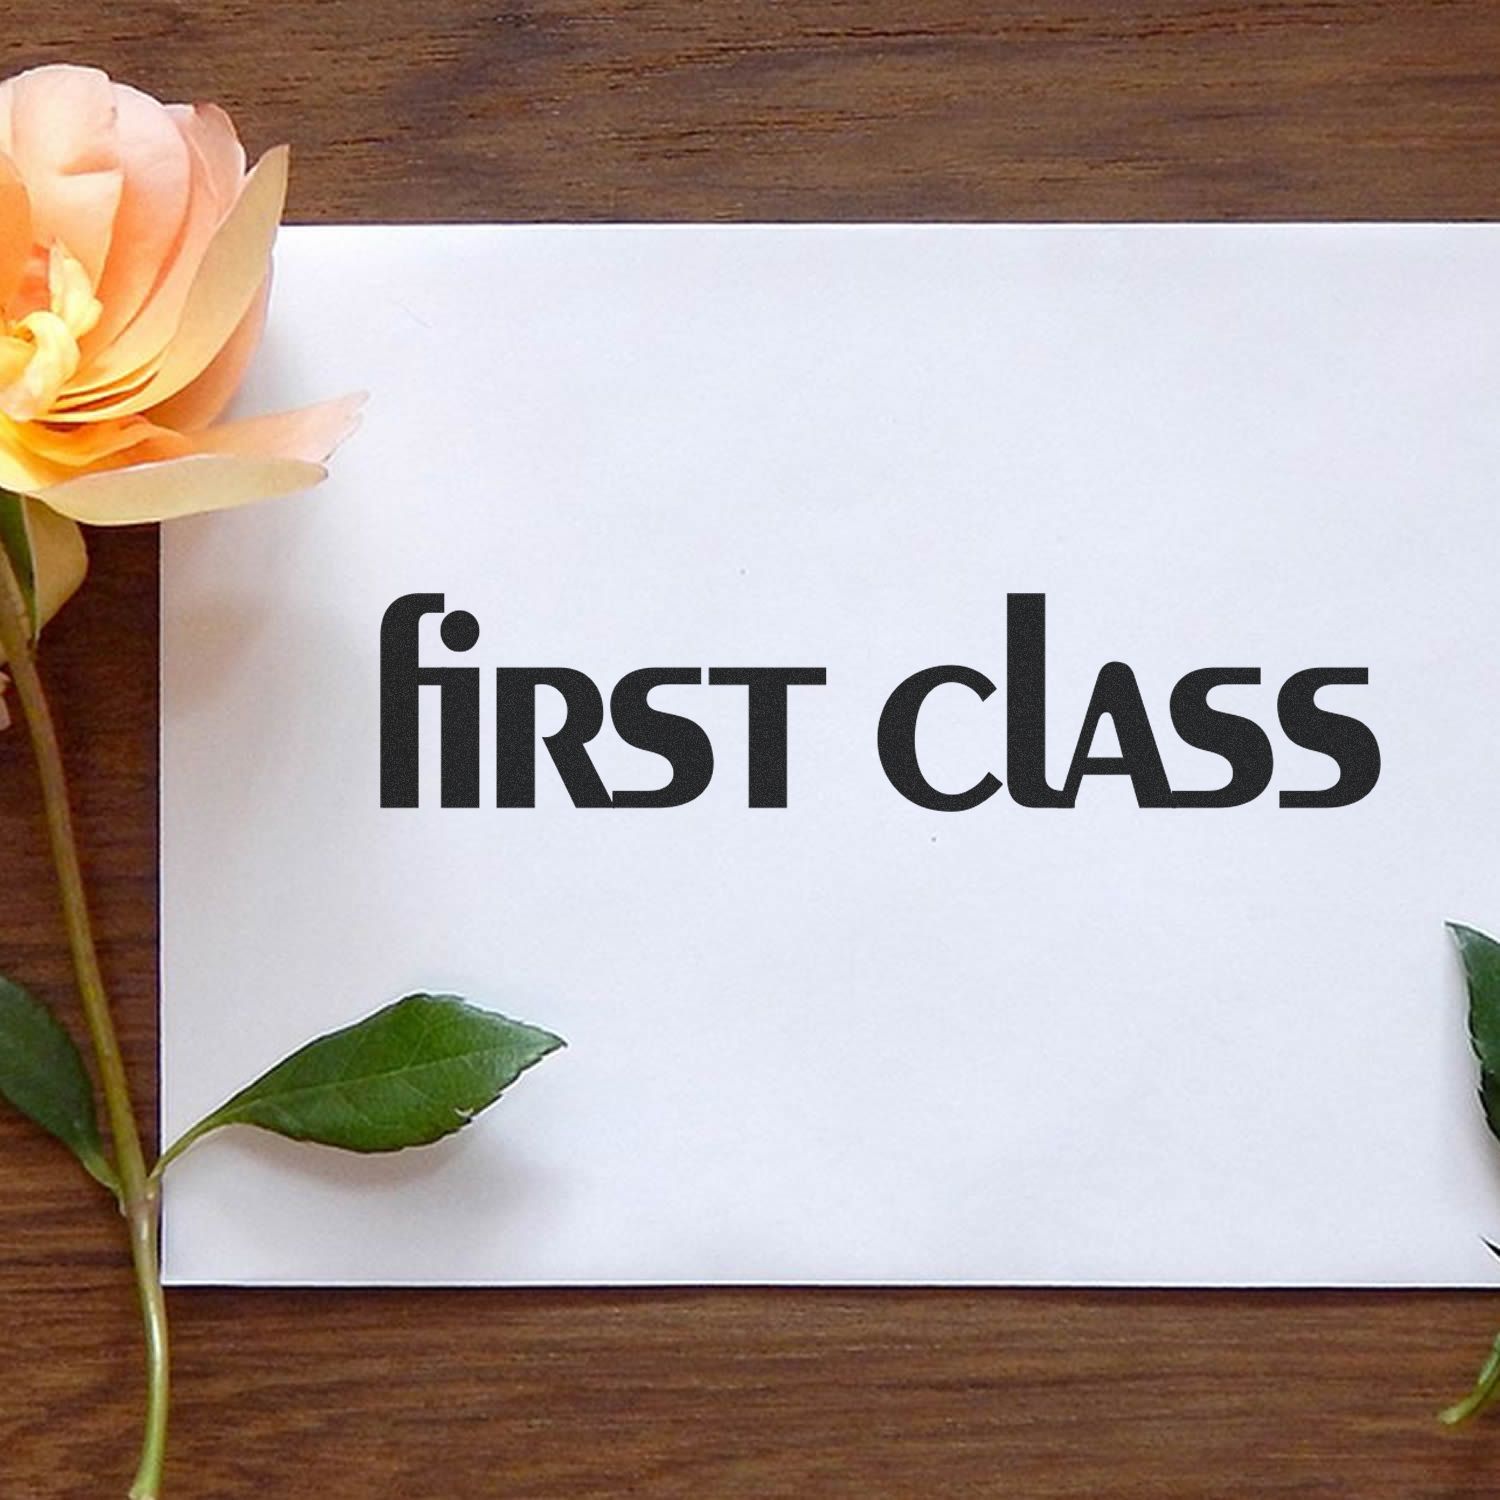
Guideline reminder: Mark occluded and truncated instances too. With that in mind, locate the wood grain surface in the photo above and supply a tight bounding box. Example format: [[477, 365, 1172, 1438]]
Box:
[[3, 3, 1500, 1495]]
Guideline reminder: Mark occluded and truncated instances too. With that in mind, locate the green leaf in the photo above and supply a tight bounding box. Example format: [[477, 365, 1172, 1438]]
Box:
[[0, 977, 116, 1191], [0, 489, 37, 637], [160, 994, 563, 1165], [1481, 1071, 1500, 1144], [1440, 930, 1500, 1425], [1450, 923, 1500, 1078]]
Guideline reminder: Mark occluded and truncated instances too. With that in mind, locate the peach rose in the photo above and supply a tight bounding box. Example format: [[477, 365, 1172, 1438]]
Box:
[[0, 63, 361, 648]]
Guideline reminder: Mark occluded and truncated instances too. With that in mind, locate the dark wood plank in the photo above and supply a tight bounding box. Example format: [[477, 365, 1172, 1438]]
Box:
[[3, 4, 1500, 1493]]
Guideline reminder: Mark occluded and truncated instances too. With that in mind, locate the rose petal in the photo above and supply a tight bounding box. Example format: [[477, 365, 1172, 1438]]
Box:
[[68, 100, 248, 398], [81, 83, 192, 357], [56, 145, 288, 423], [0, 415, 68, 492], [0, 152, 32, 311], [167, 103, 245, 215], [147, 273, 268, 433], [0, 66, 123, 287], [36, 449, 329, 525], [189, 391, 365, 463], [5, 386, 357, 507], [14, 412, 186, 468]]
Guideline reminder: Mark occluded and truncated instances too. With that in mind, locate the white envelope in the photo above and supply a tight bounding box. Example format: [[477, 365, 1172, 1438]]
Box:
[[160, 224, 1500, 1286]]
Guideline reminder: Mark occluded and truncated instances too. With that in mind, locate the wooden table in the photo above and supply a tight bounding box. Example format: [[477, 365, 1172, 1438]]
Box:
[[3, 4, 1499, 1494]]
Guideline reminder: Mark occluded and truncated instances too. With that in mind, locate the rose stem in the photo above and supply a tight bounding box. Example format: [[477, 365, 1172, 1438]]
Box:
[[0, 530, 169, 1499]]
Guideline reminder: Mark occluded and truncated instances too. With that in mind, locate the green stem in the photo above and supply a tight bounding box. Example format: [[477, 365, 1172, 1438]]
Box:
[[149, 1121, 208, 1184], [0, 539, 169, 1497], [1441, 1330, 1500, 1427]]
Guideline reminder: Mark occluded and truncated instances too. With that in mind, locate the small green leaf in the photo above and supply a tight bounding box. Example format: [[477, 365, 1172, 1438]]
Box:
[[161, 994, 563, 1165], [0, 977, 116, 1191], [0, 489, 38, 637]]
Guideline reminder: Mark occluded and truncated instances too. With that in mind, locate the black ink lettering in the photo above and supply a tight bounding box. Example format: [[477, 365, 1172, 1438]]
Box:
[[611, 669, 715, 808], [496, 669, 612, 808], [1277, 668, 1380, 808], [1063, 662, 1172, 808], [878, 665, 1002, 811], [1006, 593, 1071, 808], [380, 593, 480, 808], [709, 668, 827, 808], [1169, 668, 1274, 809]]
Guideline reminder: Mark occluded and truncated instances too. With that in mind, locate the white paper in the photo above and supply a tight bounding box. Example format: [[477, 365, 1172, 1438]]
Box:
[[161, 223, 1500, 1286]]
